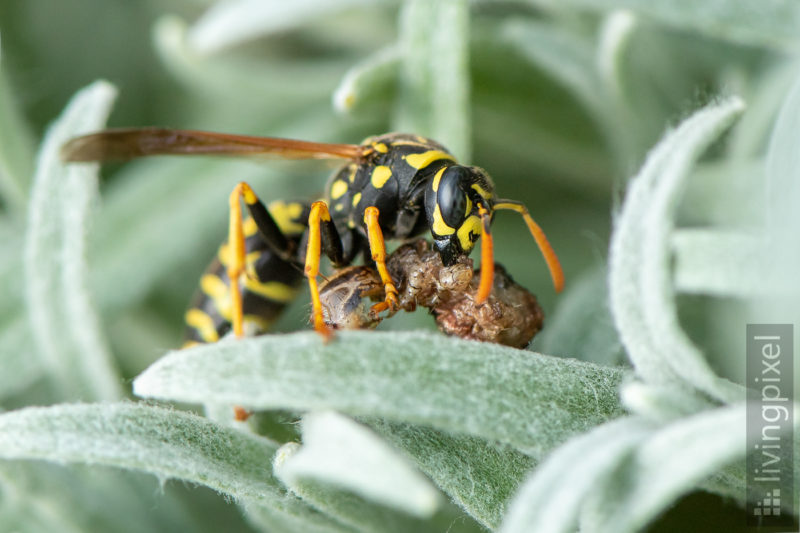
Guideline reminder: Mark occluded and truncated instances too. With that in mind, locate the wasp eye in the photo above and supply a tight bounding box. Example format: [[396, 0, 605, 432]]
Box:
[[438, 166, 469, 228]]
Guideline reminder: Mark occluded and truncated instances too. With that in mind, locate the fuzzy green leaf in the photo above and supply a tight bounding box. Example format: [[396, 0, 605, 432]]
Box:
[[579, 404, 754, 532], [369, 420, 535, 530], [672, 229, 772, 297], [765, 70, 800, 291], [0, 403, 283, 503], [503, 15, 638, 168], [134, 331, 626, 457], [276, 411, 440, 519], [155, 16, 347, 104], [242, 502, 356, 533], [275, 442, 445, 533], [499, 417, 652, 533], [619, 380, 718, 422], [394, 0, 471, 160], [0, 318, 41, 399], [188, 0, 389, 55], [0, 462, 230, 533], [527, 0, 800, 51], [0, 36, 35, 212], [608, 97, 744, 404], [333, 46, 399, 115], [23, 80, 122, 401]]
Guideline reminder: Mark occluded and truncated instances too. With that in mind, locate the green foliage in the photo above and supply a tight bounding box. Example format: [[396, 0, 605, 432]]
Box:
[[0, 1, 797, 532]]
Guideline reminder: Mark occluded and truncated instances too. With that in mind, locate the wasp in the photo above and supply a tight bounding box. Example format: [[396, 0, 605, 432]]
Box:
[[62, 128, 564, 341]]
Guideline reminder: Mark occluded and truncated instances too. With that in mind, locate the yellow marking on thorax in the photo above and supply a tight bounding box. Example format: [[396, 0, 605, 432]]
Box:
[[334, 202, 345, 212], [372, 142, 388, 153], [244, 278, 297, 302], [431, 204, 455, 236], [387, 139, 430, 148], [471, 183, 493, 200], [347, 165, 357, 183], [371, 166, 392, 188], [457, 215, 482, 252], [200, 274, 233, 321], [268, 200, 306, 235], [351, 192, 362, 207], [330, 179, 348, 200], [431, 167, 447, 192], [185, 309, 219, 343], [404, 150, 454, 170]]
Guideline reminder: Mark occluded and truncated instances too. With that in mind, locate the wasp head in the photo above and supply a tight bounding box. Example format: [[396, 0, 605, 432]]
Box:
[[424, 164, 495, 266]]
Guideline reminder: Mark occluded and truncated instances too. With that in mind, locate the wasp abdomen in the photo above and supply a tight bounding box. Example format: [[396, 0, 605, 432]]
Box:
[[183, 201, 309, 345]]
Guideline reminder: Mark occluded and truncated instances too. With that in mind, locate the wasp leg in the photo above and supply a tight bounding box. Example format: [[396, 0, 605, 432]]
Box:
[[228, 182, 299, 338], [305, 201, 346, 340], [363, 206, 399, 316]]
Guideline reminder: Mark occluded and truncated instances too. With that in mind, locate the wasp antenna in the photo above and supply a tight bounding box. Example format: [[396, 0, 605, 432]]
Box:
[[493, 200, 564, 293], [475, 204, 494, 304]]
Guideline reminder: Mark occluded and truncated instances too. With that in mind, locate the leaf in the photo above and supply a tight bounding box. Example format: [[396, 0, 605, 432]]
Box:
[[765, 69, 800, 290], [333, 45, 400, 115], [369, 420, 535, 530], [23, 80, 122, 401], [608, 96, 745, 404], [498, 417, 652, 533], [578, 404, 755, 533], [243, 502, 356, 533], [394, 0, 471, 160], [0, 402, 285, 504], [672, 229, 773, 297], [525, 0, 800, 51], [0, 35, 35, 213], [188, 0, 389, 55], [276, 443, 443, 533], [503, 20, 605, 126], [502, 16, 637, 169], [154, 16, 348, 104], [618, 380, 718, 422], [133, 331, 626, 457], [0, 318, 41, 399], [0, 461, 229, 533], [276, 412, 440, 518]]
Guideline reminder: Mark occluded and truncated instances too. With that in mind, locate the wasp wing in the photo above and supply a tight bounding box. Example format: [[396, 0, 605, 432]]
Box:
[[61, 127, 364, 162]]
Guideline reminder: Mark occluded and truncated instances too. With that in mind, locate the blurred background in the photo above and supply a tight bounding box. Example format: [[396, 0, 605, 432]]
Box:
[[0, 0, 795, 531]]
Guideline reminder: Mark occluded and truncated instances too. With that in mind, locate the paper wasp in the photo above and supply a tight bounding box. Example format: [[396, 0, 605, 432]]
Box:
[[62, 128, 564, 341]]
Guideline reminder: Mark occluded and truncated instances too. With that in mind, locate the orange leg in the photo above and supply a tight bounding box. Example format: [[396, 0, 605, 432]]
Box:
[[363, 206, 399, 316], [227, 183, 252, 338], [227, 181, 298, 338], [475, 203, 495, 304], [305, 201, 334, 340]]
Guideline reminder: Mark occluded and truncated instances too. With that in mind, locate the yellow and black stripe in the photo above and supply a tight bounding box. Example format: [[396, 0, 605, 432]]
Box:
[[183, 201, 309, 345]]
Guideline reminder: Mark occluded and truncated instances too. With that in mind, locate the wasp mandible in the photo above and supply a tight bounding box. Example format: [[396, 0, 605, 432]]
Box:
[[62, 129, 564, 341]]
